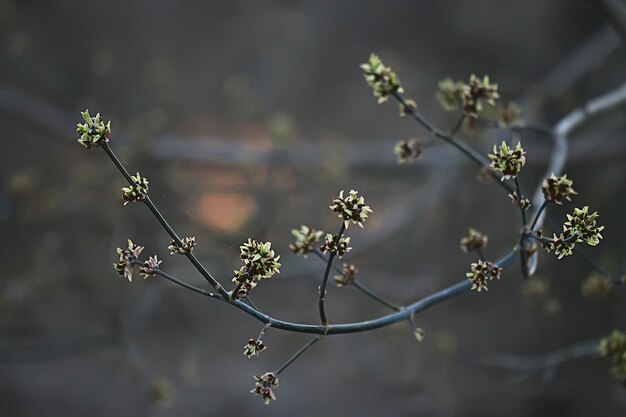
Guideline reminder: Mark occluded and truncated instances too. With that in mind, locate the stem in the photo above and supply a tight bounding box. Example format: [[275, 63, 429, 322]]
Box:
[[274, 335, 323, 375], [245, 295, 261, 312], [318, 223, 346, 325], [476, 117, 554, 137], [510, 121, 554, 137], [530, 200, 548, 231], [232, 282, 244, 299], [130, 261, 221, 300], [448, 114, 466, 136], [529, 232, 577, 245], [101, 142, 231, 300], [257, 323, 270, 340], [224, 249, 518, 335], [351, 280, 401, 311]]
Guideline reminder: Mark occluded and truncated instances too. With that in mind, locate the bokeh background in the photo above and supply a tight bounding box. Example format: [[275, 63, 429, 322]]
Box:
[[1, 0, 625, 416]]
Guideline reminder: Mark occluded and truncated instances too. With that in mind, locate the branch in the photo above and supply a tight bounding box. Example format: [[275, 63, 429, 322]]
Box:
[[274, 335, 323, 375], [318, 223, 346, 325], [149, 250, 518, 335], [351, 280, 402, 311], [101, 142, 231, 300], [480, 338, 601, 383], [391, 92, 514, 195], [530, 82, 626, 231], [131, 260, 221, 300]]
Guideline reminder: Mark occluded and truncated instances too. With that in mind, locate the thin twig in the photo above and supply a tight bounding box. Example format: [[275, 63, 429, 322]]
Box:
[[257, 323, 271, 340], [448, 114, 466, 136], [318, 223, 346, 325], [274, 335, 323, 375], [351, 280, 402, 311], [530, 200, 548, 231], [130, 261, 221, 300], [245, 295, 262, 312], [392, 91, 514, 195]]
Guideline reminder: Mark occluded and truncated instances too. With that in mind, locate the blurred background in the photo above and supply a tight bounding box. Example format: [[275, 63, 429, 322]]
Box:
[[1, 0, 625, 415]]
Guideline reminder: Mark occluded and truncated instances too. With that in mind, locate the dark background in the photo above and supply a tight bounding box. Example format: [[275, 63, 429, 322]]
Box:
[[1, 0, 625, 416]]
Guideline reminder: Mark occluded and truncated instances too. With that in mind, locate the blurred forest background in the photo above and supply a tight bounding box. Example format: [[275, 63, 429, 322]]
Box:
[[1, 0, 626, 416]]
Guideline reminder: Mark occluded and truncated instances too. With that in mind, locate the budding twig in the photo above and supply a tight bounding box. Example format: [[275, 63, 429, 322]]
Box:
[[391, 91, 514, 195], [101, 142, 231, 300], [130, 260, 221, 300]]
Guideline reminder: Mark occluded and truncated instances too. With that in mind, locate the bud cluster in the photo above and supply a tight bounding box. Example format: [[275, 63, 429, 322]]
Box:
[[508, 191, 530, 211], [541, 174, 577, 205], [289, 225, 323, 257], [436, 75, 499, 118], [334, 263, 358, 287], [460, 228, 488, 253], [76, 109, 111, 148], [543, 231, 575, 259], [330, 190, 373, 228], [600, 330, 626, 384], [394, 139, 422, 164], [243, 338, 267, 359], [488, 141, 526, 181], [232, 239, 281, 299], [251, 372, 279, 405], [360, 54, 404, 104], [168, 236, 196, 255], [121, 172, 149, 205], [113, 239, 144, 281], [466, 260, 502, 292], [320, 234, 352, 258], [563, 206, 604, 246], [139, 255, 162, 278]]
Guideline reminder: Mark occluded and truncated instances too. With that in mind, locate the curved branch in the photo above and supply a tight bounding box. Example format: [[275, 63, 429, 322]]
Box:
[[530, 83, 626, 231], [151, 249, 518, 335]]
